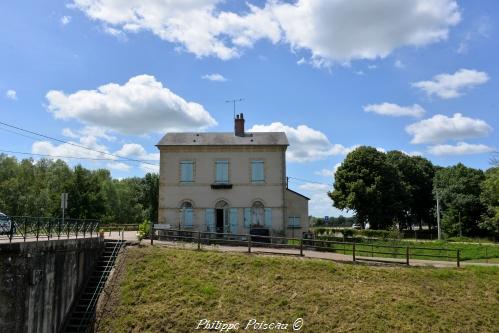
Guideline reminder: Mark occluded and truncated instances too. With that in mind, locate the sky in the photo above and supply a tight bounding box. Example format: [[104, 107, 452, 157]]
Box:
[[0, 0, 498, 217]]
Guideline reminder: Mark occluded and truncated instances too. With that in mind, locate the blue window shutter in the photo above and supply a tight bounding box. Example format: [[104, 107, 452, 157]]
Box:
[[264, 208, 272, 228], [251, 161, 264, 182], [205, 209, 214, 232], [244, 208, 251, 228], [222, 162, 229, 182], [215, 161, 228, 183], [229, 208, 238, 234], [180, 161, 193, 182], [184, 208, 193, 227]]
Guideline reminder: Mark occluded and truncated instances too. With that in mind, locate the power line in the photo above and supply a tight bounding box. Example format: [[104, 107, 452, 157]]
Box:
[[0, 121, 159, 166], [0, 149, 147, 163], [287, 176, 333, 186]]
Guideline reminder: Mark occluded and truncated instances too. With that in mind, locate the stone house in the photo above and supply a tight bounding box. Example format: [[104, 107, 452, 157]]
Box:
[[156, 114, 309, 238]]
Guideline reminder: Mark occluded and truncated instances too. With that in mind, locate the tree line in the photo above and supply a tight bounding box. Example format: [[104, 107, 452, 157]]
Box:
[[0, 154, 158, 225], [329, 147, 498, 238]]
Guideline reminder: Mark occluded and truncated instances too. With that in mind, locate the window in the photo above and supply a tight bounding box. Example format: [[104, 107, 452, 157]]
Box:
[[288, 216, 300, 228], [180, 161, 194, 183], [251, 160, 264, 182], [215, 160, 229, 183]]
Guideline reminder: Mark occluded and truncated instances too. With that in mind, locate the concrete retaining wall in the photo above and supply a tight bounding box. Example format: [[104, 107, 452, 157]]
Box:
[[0, 238, 104, 333]]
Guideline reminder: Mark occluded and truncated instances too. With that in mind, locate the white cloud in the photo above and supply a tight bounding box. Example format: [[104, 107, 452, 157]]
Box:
[[364, 103, 425, 118], [5, 89, 17, 100], [428, 142, 495, 155], [249, 122, 356, 162], [61, 16, 71, 25], [72, 0, 460, 64], [394, 60, 405, 68], [46, 74, 217, 135], [115, 143, 159, 161], [107, 161, 131, 171], [201, 73, 227, 82], [406, 113, 492, 144], [272, 0, 460, 66], [368, 64, 378, 70], [315, 163, 342, 178], [412, 69, 489, 99], [72, 0, 281, 60]]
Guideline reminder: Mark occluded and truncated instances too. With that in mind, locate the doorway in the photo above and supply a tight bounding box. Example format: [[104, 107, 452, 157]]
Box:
[[216, 209, 224, 233], [215, 200, 228, 234]]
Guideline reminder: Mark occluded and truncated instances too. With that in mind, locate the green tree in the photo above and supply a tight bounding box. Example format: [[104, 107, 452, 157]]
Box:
[[329, 146, 405, 229], [480, 167, 499, 235], [433, 163, 485, 237]]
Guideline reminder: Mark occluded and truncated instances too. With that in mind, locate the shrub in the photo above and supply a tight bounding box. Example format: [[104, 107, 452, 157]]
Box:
[[138, 220, 151, 241]]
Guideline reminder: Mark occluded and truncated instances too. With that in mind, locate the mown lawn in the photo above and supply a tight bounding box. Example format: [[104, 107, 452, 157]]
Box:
[[98, 246, 499, 333]]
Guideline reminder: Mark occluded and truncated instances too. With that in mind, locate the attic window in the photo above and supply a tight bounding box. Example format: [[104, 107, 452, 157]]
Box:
[[193, 139, 196, 142], [250, 139, 254, 142]]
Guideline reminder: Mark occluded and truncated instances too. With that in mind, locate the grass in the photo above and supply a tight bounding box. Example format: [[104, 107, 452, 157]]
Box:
[[98, 246, 499, 333]]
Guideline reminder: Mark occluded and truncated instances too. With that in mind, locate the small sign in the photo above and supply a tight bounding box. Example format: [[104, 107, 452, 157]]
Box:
[[324, 216, 329, 222], [154, 224, 171, 230], [61, 193, 68, 209]]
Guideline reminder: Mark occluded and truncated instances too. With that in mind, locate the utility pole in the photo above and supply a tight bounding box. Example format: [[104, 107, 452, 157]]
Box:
[[436, 191, 441, 240], [61, 193, 68, 225], [225, 98, 243, 118]]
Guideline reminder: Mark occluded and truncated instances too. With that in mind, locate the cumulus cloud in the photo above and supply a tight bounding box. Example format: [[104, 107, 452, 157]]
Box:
[[61, 16, 71, 25], [406, 113, 492, 144], [412, 69, 489, 99], [114, 143, 160, 173], [249, 122, 356, 162], [202, 73, 227, 82], [394, 60, 405, 68], [428, 142, 494, 155], [72, 0, 460, 64], [315, 163, 342, 178], [46, 74, 217, 135], [32, 127, 159, 173], [364, 103, 425, 117], [273, 0, 460, 66], [5, 89, 17, 100], [107, 162, 131, 171]]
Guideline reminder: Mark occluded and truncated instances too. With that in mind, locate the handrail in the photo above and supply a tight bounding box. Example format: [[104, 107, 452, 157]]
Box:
[[3, 216, 100, 243], [151, 227, 461, 267], [77, 239, 123, 331]]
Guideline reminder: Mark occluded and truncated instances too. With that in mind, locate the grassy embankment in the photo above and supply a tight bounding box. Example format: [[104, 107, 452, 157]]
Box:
[[98, 246, 499, 333]]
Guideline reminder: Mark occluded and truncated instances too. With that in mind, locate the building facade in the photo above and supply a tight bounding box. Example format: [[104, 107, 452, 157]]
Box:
[[156, 114, 309, 238]]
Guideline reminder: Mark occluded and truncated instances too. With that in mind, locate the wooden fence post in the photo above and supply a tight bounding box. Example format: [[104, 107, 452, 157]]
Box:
[[457, 249, 460, 268], [197, 231, 201, 250], [248, 234, 251, 253], [352, 241, 356, 262], [300, 238, 304, 256], [406, 247, 410, 266], [150, 222, 154, 245]]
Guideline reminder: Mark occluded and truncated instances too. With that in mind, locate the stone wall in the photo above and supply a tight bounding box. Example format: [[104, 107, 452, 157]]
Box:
[[0, 238, 104, 333]]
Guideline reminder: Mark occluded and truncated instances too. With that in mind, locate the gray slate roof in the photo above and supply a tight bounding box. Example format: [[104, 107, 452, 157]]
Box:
[[157, 132, 289, 146]]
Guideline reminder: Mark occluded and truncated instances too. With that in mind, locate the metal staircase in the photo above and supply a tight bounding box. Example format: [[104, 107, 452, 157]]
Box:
[[62, 239, 125, 333]]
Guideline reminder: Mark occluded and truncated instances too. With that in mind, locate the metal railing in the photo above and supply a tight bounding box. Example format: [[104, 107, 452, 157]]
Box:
[[150, 227, 461, 267], [78, 239, 124, 332], [1, 216, 100, 243]]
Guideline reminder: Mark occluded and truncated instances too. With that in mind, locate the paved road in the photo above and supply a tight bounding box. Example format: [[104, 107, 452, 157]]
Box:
[[112, 231, 499, 268]]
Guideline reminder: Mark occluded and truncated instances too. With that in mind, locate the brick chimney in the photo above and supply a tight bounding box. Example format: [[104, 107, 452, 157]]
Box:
[[234, 113, 245, 137]]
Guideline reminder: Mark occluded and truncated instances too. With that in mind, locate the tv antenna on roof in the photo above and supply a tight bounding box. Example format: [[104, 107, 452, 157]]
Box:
[[226, 98, 243, 119]]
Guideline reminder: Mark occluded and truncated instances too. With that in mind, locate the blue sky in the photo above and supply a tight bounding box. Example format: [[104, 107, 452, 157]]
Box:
[[0, 0, 497, 217]]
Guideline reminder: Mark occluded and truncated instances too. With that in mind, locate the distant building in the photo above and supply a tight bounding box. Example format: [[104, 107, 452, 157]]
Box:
[[156, 114, 309, 238]]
